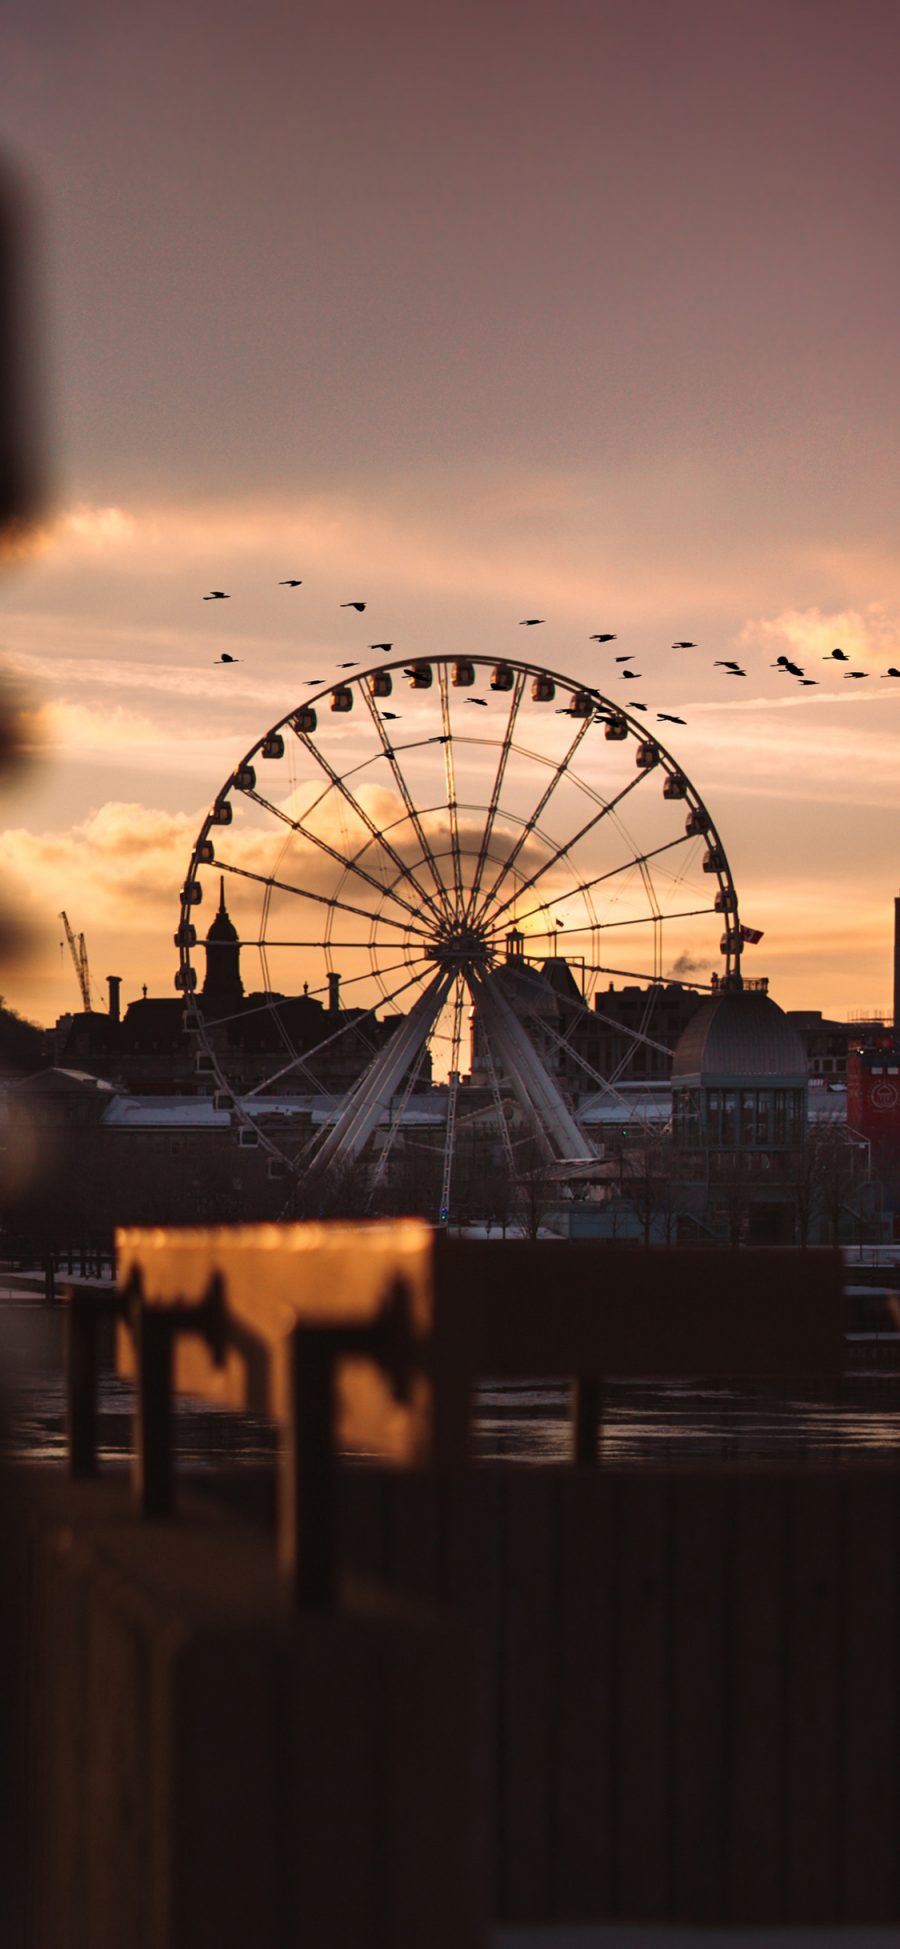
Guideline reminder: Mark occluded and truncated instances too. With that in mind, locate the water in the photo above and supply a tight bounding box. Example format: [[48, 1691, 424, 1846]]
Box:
[[5, 1285, 900, 1471]]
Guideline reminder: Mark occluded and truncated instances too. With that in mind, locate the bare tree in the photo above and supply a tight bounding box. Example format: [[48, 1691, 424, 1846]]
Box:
[[794, 1118, 867, 1246], [513, 1136, 558, 1240], [624, 1130, 680, 1246]]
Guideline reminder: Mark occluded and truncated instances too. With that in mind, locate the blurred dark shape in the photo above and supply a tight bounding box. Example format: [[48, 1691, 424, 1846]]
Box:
[[0, 152, 46, 1949], [0, 161, 43, 555]]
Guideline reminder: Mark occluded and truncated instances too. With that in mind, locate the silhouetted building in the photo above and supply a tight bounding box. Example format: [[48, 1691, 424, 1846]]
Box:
[[202, 876, 244, 1013], [671, 986, 808, 1243], [51, 883, 430, 1098]]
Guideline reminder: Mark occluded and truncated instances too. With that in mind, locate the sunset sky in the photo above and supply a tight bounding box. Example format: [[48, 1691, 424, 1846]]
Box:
[[1, 0, 898, 1027]]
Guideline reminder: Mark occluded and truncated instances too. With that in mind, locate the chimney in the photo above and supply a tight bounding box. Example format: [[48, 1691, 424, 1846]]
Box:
[[328, 970, 341, 1013], [107, 974, 121, 1025]]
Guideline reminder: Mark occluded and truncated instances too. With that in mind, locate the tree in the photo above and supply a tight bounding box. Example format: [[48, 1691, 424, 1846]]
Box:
[[512, 1136, 558, 1240], [624, 1130, 680, 1246]]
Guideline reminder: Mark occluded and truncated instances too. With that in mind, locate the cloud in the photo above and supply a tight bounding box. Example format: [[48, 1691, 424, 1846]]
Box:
[[739, 602, 900, 666], [1, 483, 774, 625]]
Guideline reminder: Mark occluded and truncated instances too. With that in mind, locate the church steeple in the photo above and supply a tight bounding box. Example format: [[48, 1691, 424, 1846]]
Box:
[[202, 878, 243, 1009]]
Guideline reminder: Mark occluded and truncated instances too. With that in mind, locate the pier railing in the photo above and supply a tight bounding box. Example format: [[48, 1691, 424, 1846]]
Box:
[[25, 1225, 900, 1937]]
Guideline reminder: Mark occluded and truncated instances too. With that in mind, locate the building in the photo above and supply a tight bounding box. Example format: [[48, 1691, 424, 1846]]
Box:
[[50, 882, 430, 1098], [670, 985, 810, 1243]]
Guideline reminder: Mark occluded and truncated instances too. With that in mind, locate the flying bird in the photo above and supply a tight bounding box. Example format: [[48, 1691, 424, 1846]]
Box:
[[214, 653, 240, 664], [204, 591, 230, 600], [279, 579, 303, 587], [620, 670, 642, 680], [883, 668, 900, 678], [671, 640, 696, 649], [381, 711, 400, 719], [844, 671, 868, 678], [341, 601, 366, 612], [467, 697, 488, 706], [629, 702, 648, 711], [824, 648, 849, 661], [369, 642, 393, 651], [773, 657, 804, 677], [614, 654, 634, 663], [519, 618, 545, 626], [715, 661, 743, 671], [657, 712, 685, 724], [799, 679, 818, 686], [725, 669, 747, 677], [589, 633, 617, 642], [337, 661, 358, 667]]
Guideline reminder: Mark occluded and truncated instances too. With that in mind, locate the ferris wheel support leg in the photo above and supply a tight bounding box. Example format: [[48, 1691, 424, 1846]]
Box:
[[467, 968, 594, 1164], [306, 969, 454, 1178]]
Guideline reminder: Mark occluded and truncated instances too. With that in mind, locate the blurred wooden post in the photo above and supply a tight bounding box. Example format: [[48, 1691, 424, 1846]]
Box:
[[66, 1289, 100, 1477], [132, 1302, 174, 1518], [280, 1327, 337, 1607], [65, 1281, 124, 1478]]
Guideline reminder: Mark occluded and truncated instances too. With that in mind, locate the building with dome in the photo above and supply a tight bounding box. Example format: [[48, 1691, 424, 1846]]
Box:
[[670, 985, 811, 1243]]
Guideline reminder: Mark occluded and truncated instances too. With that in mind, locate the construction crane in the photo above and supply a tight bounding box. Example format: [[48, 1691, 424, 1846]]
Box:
[[59, 911, 92, 1011]]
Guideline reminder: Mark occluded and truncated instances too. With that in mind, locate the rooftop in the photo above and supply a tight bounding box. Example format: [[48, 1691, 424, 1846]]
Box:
[[672, 989, 808, 1087]]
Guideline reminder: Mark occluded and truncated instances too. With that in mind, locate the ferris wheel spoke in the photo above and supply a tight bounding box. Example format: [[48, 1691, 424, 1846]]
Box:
[[305, 968, 455, 1176], [581, 959, 717, 990], [437, 665, 465, 914], [479, 1020, 516, 1172], [301, 951, 431, 1002], [481, 765, 653, 936], [485, 831, 693, 942], [244, 959, 435, 1099], [213, 858, 432, 939], [448, 970, 466, 1075], [226, 938, 417, 951], [535, 1014, 638, 1109], [368, 1038, 433, 1193], [472, 716, 592, 925], [585, 903, 718, 934], [463, 671, 525, 924], [553, 983, 675, 1061], [241, 786, 429, 930], [292, 726, 447, 926], [465, 965, 592, 1164], [359, 683, 451, 915]]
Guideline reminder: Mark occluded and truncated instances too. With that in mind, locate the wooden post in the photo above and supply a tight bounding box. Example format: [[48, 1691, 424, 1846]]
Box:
[[132, 1303, 174, 1518], [66, 1289, 99, 1477], [279, 1327, 337, 1607]]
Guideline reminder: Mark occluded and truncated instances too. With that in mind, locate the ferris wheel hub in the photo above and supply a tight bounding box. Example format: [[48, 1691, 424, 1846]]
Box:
[[428, 919, 495, 973]]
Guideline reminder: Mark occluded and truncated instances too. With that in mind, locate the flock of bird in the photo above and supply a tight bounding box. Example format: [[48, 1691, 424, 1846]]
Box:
[[200, 587, 900, 719]]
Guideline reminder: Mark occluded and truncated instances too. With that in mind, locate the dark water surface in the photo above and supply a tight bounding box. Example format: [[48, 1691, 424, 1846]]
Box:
[[4, 1287, 900, 1470]]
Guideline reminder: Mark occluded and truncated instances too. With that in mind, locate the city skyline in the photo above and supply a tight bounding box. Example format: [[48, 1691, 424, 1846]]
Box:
[[1, 0, 899, 1025]]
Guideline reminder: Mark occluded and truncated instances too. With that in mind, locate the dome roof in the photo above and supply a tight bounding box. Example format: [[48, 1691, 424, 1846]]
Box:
[[671, 988, 807, 1087]]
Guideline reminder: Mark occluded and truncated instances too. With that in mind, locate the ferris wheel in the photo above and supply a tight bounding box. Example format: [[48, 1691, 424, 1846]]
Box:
[[175, 653, 742, 1210]]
